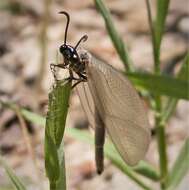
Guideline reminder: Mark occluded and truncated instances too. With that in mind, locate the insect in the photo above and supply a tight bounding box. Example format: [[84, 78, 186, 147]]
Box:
[[50, 11, 88, 88], [51, 11, 151, 174]]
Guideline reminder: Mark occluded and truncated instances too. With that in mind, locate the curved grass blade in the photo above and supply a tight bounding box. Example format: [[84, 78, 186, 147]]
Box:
[[45, 80, 71, 190], [21, 109, 45, 126], [161, 52, 189, 124], [154, 0, 170, 60], [133, 161, 160, 181], [148, 0, 170, 68], [165, 138, 189, 190], [127, 72, 189, 100], [0, 156, 27, 190], [94, 0, 133, 71]]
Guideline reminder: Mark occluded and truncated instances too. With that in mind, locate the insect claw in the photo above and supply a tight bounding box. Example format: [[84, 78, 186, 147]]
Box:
[[50, 63, 56, 71]]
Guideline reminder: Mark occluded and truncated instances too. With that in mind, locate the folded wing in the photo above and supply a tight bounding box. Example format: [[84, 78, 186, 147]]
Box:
[[86, 56, 151, 165], [76, 82, 96, 129]]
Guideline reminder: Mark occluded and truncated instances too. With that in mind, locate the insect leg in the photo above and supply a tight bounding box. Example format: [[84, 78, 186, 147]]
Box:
[[71, 79, 86, 89], [50, 63, 67, 70], [50, 63, 77, 82], [50, 63, 68, 81], [67, 68, 82, 88], [95, 110, 105, 174], [76, 72, 87, 81], [70, 69, 87, 88]]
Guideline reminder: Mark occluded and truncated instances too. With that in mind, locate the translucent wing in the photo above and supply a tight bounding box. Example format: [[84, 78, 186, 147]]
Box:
[[85, 55, 151, 165], [76, 80, 105, 173], [76, 81, 96, 128]]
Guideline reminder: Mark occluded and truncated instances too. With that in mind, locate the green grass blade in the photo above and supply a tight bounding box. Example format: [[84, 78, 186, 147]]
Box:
[[94, 0, 133, 71], [176, 53, 189, 83], [46, 81, 71, 147], [45, 81, 71, 190], [161, 53, 189, 124], [165, 138, 189, 190], [126, 72, 189, 100], [133, 161, 160, 181], [45, 129, 60, 188], [21, 109, 45, 126], [154, 0, 170, 53], [0, 157, 27, 190], [152, 0, 170, 69], [0, 0, 24, 14], [56, 141, 66, 190]]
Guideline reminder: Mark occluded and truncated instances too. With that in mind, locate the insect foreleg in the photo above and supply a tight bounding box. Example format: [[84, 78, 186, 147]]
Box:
[[76, 72, 87, 80], [50, 63, 68, 70], [71, 78, 87, 89], [50, 63, 69, 81]]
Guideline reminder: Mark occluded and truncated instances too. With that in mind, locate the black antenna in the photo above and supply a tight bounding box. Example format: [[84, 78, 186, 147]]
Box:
[[59, 11, 70, 44], [75, 35, 88, 50]]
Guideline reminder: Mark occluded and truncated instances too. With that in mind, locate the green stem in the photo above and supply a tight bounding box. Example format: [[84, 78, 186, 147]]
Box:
[[155, 97, 168, 189], [154, 40, 168, 190], [145, 0, 158, 71], [145, 0, 168, 188]]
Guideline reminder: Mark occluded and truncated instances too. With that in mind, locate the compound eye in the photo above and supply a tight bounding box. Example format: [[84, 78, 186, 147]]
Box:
[[64, 49, 72, 58], [59, 45, 66, 54], [59, 45, 72, 58]]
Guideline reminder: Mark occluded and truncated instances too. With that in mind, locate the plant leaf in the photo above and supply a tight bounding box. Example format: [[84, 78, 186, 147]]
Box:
[[126, 72, 189, 100], [56, 140, 66, 190], [133, 161, 160, 181], [165, 138, 189, 190], [45, 81, 71, 190], [21, 109, 45, 126], [45, 129, 60, 188], [151, 0, 170, 67], [94, 0, 133, 71], [161, 52, 189, 124], [0, 156, 27, 190], [154, 0, 170, 52], [46, 81, 71, 147]]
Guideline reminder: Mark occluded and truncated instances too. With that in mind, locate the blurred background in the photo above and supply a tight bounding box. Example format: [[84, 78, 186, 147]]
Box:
[[0, 0, 188, 190]]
